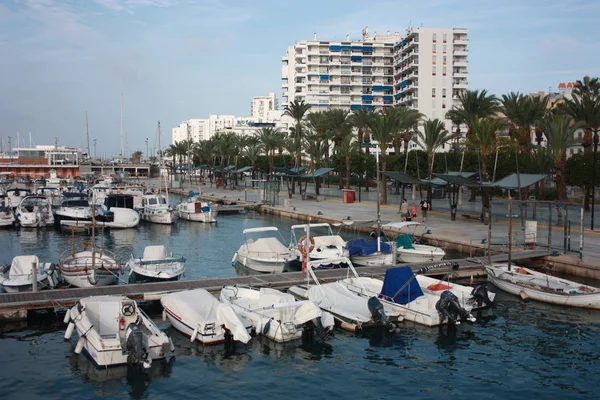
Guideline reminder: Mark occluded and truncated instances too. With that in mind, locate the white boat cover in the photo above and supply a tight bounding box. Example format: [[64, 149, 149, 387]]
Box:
[[306, 282, 373, 323], [162, 289, 251, 343], [293, 301, 322, 326], [257, 287, 296, 307], [143, 245, 167, 261], [244, 238, 291, 255], [9, 255, 40, 279], [313, 235, 346, 247]]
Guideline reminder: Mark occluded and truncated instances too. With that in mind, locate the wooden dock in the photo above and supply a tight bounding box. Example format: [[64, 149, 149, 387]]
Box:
[[0, 251, 547, 321]]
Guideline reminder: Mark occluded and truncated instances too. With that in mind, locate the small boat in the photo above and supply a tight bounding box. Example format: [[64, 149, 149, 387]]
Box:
[[126, 245, 185, 282], [382, 222, 445, 263], [96, 194, 140, 228], [347, 238, 396, 267], [232, 227, 297, 273], [59, 243, 121, 288], [485, 263, 600, 309], [288, 257, 401, 331], [290, 223, 349, 263], [177, 196, 217, 223], [220, 286, 334, 342], [54, 194, 98, 226], [416, 270, 495, 310], [139, 194, 178, 225], [0, 255, 54, 293], [0, 195, 16, 228], [16, 195, 54, 227], [160, 289, 252, 344], [64, 295, 174, 368]]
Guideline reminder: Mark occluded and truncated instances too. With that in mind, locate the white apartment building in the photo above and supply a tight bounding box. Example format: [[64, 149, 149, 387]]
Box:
[[281, 26, 469, 154], [250, 93, 278, 122]]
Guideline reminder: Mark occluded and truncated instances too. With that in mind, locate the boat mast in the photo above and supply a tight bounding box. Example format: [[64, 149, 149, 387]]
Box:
[[376, 151, 381, 252], [85, 111, 90, 159], [120, 94, 124, 159]]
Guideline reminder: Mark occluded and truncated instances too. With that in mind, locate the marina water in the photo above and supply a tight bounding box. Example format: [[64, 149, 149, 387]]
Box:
[[1, 212, 599, 399]]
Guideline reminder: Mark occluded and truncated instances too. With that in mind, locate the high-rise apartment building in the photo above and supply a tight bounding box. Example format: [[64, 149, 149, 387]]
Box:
[[281, 26, 469, 150], [250, 93, 278, 122]]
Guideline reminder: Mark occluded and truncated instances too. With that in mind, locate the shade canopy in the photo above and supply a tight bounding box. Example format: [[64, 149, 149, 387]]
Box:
[[432, 173, 481, 187], [382, 171, 422, 184], [491, 173, 547, 190], [301, 168, 335, 179], [234, 166, 253, 174]]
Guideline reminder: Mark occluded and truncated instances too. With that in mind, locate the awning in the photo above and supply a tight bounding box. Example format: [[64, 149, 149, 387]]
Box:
[[382, 171, 422, 184], [300, 168, 335, 179], [234, 166, 253, 173], [274, 167, 300, 177], [432, 173, 481, 187], [491, 173, 547, 190]]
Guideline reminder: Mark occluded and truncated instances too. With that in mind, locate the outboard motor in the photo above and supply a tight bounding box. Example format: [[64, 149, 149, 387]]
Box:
[[368, 297, 395, 331], [436, 291, 472, 323], [125, 323, 149, 367], [469, 285, 493, 308], [304, 316, 335, 341]]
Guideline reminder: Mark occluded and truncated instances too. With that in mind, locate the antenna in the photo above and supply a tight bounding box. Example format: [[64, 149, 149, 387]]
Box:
[[54, 137, 58, 148], [120, 93, 124, 158], [313, 32, 317, 40], [85, 111, 90, 157]]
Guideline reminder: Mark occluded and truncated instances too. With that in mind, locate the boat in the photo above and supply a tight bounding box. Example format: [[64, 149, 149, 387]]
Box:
[[288, 257, 402, 331], [290, 223, 349, 263], [220, 286, 334, 342], [59, 242, 122, 288], [139, 194, 178, 225], [232, 227, 297, 273], [0, 194, 16, 228], [382, 222, 446, 263], [0, 255, 54, 293], [338, 262, 476, 327], [6, 188, 31, 209], [54, 194, 99, 226], [160, 289, 252, 344], [97, 193, 140, 228], [35, 187, 63, 208], [15, 195, 54, 227], [346, 237, 396, 267], [90, 184, 111, 206], [485, 263, 600, 309], [177, 195, 217, 223], [46, 169, 61, 188], [126, 245, 185, 282], [64, 295, 174, 368]]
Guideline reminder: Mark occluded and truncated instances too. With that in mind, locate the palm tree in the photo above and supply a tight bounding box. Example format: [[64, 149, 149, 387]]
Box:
[[368, 108, 401, 205], [131, 150, 143, 163], [303, 132, 328, 195], [501, 92, 548, 153], [283, 100, 312, 167], [415, 118, 460, 203], [335, 125, 360, 189], [468, 117, 506, 209], [390, 108, 423, 155], [323, 109, 351, 189], [446, 89, 501, 140], [541, 114, 584, 200], [257, 127, 281, 174], [349, 107, 374, 154], [306, 111, 333, 165]]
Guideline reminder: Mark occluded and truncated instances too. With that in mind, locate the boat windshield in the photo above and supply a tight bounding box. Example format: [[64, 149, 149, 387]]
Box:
[[159, 197, 167, 205]]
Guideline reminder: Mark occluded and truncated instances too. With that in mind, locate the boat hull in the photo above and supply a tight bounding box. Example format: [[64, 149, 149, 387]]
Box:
[[178, 210, 216, 223], [141, 211, 178, 225], [350, 251, 396, 267], [397, 244, 445, 263], [2, 276, 49, 293], [232, 253, 288, 274]]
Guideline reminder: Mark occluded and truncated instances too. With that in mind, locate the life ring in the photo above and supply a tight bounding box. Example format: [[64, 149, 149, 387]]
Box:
[[298, 235, 315, 256]]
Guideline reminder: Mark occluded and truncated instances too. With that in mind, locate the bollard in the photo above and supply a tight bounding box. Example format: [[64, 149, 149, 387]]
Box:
[[31, 261, 38, 292]]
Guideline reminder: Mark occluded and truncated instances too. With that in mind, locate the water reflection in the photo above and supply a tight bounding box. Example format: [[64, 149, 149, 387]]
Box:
[[66, 353, 175, 399]]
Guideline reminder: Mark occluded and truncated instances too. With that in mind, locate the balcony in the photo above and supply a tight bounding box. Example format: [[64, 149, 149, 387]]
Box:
[[453, 71, 468, 78], [454, 60, 468, 67], [453, 50, 469, 57], [454, 81, 468, 89], [453, 37, 469, 45]]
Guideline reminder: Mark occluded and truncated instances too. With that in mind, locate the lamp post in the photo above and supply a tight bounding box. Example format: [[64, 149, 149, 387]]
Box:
[[592, 129, 599, 231], [145, 138, 149, 162], [93, 139, 97, 160]]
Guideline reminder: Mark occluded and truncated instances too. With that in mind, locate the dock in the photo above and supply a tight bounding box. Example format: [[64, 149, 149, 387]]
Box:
[[0, 250, 546, 321]]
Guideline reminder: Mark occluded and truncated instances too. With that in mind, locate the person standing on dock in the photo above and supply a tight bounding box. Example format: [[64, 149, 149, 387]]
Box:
[[410, 203, 418, 221], [399, 198, 408, 221], [420, 200, 429, 222]]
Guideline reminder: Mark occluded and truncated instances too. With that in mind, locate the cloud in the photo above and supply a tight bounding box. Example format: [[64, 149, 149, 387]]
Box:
[[92, 0, 176, 12]]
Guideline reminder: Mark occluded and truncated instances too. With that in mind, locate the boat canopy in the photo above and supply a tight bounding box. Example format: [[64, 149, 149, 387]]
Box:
[[381, 221, 424, 230], [379, 266, 424, 304], [9, 255, 40, 279], [242, 226, 278, 234], [143, 245, 166, 261], [346, 239, 391, 256], [291, 223, 332, 230], [244, 237, 290, 255]]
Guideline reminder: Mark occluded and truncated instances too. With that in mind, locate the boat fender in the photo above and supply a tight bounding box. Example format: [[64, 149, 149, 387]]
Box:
[[190, 326, 199, 343], [340, 321, 358, 332], [262, 319, 272, 335], [63, 311, 71, 324], [74, 336, 85, 354], [64, 322, 75, 340], [161, 310, 167, 322], [320, 311, 335, 329], [519, 290, 530, 301], [169, 338, 175, 352]]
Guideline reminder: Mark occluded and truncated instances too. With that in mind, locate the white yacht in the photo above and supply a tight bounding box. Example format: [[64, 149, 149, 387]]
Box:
[[290, 223, 349, 264], [232, 227, 296, 273], [177, 196, 217, 223], [64, 295, 174, 368], [139, 194, 178, 225], [6, 188, 31, 209], [16, 195, 54, 227]]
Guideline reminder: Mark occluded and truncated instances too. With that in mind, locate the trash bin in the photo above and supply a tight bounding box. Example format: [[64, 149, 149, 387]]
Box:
[[342, 189, 355, 204]]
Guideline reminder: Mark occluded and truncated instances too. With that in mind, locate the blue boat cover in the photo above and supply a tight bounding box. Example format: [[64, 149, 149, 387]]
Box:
[[379, 266, 423, 304], [201, 206, 211, 212], [346, 239, 390, 256]]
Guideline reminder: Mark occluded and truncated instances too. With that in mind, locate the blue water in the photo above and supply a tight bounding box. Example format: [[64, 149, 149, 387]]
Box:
[[1, 213, 599, 399]]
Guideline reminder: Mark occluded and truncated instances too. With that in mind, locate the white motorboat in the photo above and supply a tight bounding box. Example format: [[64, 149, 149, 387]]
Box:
[[288, 257, 402, 332], [59, 243, 121, 288], [64, 295, 174, 368], [97, 194, 140, 228], [220, 286, 334, 342], [0, 195, 16, 228], [177, 196, 217, 223], [139, 194, 178, 225], [338, 263, 476, 327], [232, 227, 297, 273], [16, 195, 54, 227], [416, 270, 495, 310], [485, 263, 600, 309], [160, 289, 252, 344], [54, 195, 98, 225], [126, 245, 185, 282], [5, 188, 31, 209], [290, 223, 349, 263], [0, 255, 54, 293], [35, 187, 63, 208], [382, 222, 445, 263], [346, 238, 396, 267]]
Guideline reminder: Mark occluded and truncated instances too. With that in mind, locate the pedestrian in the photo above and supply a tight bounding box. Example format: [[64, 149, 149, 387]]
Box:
[[410, 203, 418, 221], [420, 199, 429, 222], [400, 198, 408, 221]]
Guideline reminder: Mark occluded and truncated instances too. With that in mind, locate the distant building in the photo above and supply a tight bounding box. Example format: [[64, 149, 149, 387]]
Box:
[[0, 145, 81, 177], [250, 93, 278, 122]]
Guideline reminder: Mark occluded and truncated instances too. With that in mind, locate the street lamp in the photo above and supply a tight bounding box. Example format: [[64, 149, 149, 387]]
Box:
[[592, 129, 599, 230], [93, 139, 97, 160], [145, 138, 149, 162]]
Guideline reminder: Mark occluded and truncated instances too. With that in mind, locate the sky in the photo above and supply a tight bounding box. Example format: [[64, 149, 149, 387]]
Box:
[[0, 0, 599, 157]]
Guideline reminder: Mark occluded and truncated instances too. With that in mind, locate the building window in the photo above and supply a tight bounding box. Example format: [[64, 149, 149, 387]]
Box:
[[432, 55, 436, 64], [432, 88, 436, 97], [432, 44, 436, 53], [443, 45, 447, 53], [443, 56, 447, 64], [442, 88, 447, 98], [433, 33, 437, 42], [443, 33, 447, 43], [443, 66, 447, 76], [432, 66, 436, 76], [442, 103, 446, 109]]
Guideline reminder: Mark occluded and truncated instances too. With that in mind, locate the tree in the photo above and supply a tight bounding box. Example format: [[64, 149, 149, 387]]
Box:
[[565, 152, 600, 196], [335, 125, 360, 189], [541, 114, 583, 200], [368, 108, 401, 205], [131, 150, 143, 163], [350, 107, 375, 154], [257, 127, 282, 175], [323, 109, 351, 189], [415, 118, 460, 203], [242, 138, 262, 179], [446, 89, 500, 139], [501, 92, 548, 153], [283, 100, 312, 168], [391, 108, 423, 155]]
